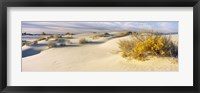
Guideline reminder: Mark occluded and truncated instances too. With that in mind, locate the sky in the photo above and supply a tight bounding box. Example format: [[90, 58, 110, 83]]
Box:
[[22, 21, 178, 34]]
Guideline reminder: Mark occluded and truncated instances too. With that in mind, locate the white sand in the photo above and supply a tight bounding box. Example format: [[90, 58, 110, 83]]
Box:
[[22, 33, 178, 72]]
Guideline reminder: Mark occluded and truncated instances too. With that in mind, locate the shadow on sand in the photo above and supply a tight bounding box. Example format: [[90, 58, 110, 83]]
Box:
[[54, 44, 80, 48], [84, 41, 104, 45], [32, 44, 47, 47], [22, 44, 47, 58], [22, 48, 41, 58], [22, 41, 103, 58]]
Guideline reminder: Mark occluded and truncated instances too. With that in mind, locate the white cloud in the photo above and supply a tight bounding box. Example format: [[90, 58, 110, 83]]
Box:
[[22, 22, 178, 34]]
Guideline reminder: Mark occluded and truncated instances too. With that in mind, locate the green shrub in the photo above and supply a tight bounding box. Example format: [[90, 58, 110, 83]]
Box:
[[37, 37, 45, 41]]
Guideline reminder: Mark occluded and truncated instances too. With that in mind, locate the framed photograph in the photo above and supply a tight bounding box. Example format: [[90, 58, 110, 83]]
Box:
[[0, 0, 200, 93]]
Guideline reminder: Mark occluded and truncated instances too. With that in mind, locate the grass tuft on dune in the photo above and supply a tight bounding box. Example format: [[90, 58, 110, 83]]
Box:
[[79, 38, 88, 44]]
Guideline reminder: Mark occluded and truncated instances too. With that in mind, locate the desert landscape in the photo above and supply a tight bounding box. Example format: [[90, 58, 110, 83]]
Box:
[[22, 22, 178, 72]]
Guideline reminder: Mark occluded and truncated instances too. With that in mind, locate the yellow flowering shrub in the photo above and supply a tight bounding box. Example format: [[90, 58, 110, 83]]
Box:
[[118, 33, 178, 61], [118, 40, 135, 58]]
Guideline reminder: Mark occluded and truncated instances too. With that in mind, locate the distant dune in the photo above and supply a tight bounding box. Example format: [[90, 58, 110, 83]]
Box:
[[22, 33, 178, 72]]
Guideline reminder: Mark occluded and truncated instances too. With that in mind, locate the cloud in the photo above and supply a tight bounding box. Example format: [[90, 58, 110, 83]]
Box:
[[22, 21, 178, 34]]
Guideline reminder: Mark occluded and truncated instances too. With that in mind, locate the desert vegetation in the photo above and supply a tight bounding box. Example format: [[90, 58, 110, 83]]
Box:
[[42, 32, 46, 35], [24, 41, 32, 46], [118, 32, 178, 61], [92, 32, 110, 39], [33, 41, 38, 44], [54, 35, 62, 40], [79, 38, 88, 44], [45, 35, 54, 41], [65, 32, 74, 39], [66, 40, 72, 44], [22, 42, 26, 46], [114, 31, 132, 38], [37, 37, 46, 41], [65, 32, 74, 35]]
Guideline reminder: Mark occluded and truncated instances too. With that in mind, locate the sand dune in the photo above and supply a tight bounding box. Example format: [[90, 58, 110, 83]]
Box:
[[22, 40, 48, 57], [22, 34, 178, 72]]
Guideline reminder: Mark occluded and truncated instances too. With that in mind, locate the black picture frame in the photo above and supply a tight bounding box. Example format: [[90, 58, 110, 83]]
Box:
[[0, 0, 200, 93]]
